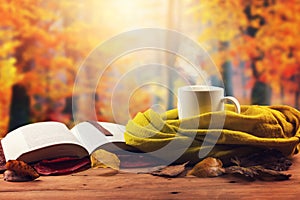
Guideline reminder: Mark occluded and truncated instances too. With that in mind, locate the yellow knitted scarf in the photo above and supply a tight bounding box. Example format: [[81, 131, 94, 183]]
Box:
[[124, 105, 300, 164]]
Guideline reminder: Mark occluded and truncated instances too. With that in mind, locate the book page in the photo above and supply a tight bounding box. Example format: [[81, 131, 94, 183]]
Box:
[[1, 122, 84, 161], [71, 121, 126, 154]]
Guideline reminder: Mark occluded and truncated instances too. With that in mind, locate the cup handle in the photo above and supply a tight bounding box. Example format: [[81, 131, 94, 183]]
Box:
[[221, 96, 241, 114]]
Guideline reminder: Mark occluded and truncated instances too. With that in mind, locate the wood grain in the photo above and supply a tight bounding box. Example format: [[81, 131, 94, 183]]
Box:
[[1, 154, 300, 199]]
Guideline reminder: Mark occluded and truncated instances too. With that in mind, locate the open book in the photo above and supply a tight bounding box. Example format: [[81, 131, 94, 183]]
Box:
[[1, 121, 128, 163]]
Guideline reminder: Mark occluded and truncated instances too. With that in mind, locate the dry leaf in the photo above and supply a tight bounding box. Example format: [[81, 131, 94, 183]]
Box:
[[225, 165, 258, 181], [225, 150, 292, 181], [188, 157, 225, 178], [233, 149, 293, 171], [253, 166, 291, 181], [151, 162, 188, 177], [4, 160, 39, 182], [226, 165, 291, 181], [90, 149, 120, 170]]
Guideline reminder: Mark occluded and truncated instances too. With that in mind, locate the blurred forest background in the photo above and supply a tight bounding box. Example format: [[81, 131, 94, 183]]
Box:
[[0, 0, 299, 137]]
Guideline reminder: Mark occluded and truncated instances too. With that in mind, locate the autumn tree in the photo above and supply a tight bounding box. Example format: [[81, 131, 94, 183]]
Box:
[[0, 0, 155, 136], [0, 0, 100, 135], [190, 0, 300, 108]]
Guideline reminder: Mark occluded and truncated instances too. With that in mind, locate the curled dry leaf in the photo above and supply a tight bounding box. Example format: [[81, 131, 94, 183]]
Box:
[[3, 170, 36, 182], [4, 160, 40, 182], [90, 149, 120, 171], [188, 157, 225, 178]]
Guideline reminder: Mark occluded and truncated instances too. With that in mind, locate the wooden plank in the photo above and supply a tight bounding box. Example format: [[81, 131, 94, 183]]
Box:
[[1, 154, 300, 199]]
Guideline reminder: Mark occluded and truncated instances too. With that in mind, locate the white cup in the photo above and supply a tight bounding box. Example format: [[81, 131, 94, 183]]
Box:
[[177, 85, 241, 119]]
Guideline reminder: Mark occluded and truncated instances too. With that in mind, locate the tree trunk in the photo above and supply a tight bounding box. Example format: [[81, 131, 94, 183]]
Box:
[[251, 81, 272, 105], [222, 60, 233, 96], [250, 60, 272, 105], [8, 84, 31, 131]]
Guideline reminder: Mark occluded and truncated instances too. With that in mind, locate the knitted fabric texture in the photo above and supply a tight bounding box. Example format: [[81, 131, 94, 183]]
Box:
[[124, 105, 300, 164]]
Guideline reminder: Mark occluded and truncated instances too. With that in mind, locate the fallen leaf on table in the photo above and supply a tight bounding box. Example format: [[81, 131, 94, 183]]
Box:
[[225, 150, 292, 181], [225, 165, 291, 181], [4, 160, 39, 182], [232, 149, 293, 171], [188, 157, 225, 178], [151, 162, 189, 177], [225, 165, 258, 181], [253, 166, 291, 181], [33, 157, 90, 175], [90, 149, 120, 171]]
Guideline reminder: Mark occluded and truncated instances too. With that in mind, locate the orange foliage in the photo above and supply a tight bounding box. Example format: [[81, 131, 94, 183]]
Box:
[[191, 0, 300, 107], [0, 0, 156, 132], [0, 0, 101, 133]]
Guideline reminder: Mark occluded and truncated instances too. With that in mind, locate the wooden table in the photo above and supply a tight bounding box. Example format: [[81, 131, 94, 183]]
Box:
[[1, 154, 300, 200]]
